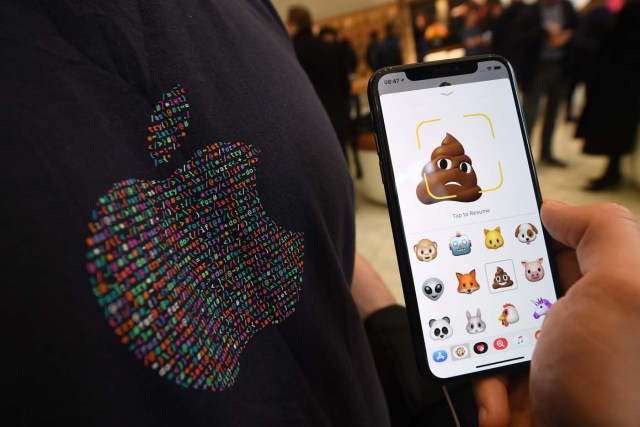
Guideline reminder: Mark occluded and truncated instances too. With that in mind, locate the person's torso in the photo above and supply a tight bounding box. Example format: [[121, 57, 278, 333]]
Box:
[[1, 1, 388, 425]]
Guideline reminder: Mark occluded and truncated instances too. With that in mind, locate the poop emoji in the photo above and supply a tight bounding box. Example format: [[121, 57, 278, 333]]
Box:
[[416, 133, 482, 205], [492, 266, 514, 289]]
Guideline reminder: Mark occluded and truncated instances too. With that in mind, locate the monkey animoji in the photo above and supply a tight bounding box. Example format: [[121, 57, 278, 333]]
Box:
[[413, 238, 438, 262]]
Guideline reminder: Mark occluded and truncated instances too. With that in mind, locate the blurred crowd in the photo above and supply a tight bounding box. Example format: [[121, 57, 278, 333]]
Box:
[[287, 0, 639, 191], [413, 0, 639, 190]]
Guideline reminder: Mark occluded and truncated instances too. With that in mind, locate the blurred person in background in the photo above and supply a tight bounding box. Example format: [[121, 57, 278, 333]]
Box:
[[374, 22, 403, 68], [491, 0, 527, 78], [319, 25, 362, 178], [576, 0, 640, 190], [366, 29, 381, 71], [516, 0, 577, 167], [287, 6, 352, 169], [320, 26, 358, 77], [413, 11, 430, 62], [565, 0, 614, 121], [460, 3, 492, 56]]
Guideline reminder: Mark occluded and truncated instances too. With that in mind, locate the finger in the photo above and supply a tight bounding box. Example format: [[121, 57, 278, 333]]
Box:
[[473, 375, 510, 427], [540, 200, 640, 275], [553, 248, 581, 292], [507, 370, 532, 427], [541, 222, 582, 291]]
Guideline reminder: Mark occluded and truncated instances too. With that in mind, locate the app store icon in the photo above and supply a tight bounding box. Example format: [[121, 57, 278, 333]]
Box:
[[433, 350, 448, 363]]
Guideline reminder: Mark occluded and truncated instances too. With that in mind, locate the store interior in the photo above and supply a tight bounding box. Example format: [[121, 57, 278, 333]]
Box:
[[272, 0, 640, 304]]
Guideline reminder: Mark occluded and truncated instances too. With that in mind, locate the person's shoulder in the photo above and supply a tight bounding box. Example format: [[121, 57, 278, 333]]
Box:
[[520, 3, 539, 15], [515, 3, 538, 23], [562, 0, 578, 14]]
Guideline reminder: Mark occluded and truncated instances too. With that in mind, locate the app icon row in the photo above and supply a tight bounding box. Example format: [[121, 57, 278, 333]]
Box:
[[427, 299, 553, 343], [421, 258, 546, 300], [413, 222, 540, 262], [431, 330, 542, 364]]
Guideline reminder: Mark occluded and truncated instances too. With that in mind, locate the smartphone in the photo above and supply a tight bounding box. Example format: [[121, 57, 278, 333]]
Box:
[[367, 55, 562, 382]]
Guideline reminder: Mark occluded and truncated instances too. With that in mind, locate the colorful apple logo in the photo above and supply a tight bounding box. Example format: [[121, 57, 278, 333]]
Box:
[[86, 85, 304, 391]]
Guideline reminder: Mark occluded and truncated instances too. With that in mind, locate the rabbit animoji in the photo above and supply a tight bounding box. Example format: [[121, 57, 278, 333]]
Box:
[[465, 308, 486, 334]]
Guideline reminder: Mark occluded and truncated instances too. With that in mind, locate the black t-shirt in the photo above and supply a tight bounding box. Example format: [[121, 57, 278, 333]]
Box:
[[1, 1, 389, 425]]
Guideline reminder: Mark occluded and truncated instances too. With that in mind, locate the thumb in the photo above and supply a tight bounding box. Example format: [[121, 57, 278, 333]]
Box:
[[540, 199, 640, 275]]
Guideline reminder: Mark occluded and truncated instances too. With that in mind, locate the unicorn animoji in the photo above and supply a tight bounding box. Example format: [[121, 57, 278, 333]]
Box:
[[532, 297, 553, 319]]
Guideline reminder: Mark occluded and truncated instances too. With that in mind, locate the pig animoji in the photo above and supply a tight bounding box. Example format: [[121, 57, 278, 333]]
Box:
[[522, 258, 545, 282]]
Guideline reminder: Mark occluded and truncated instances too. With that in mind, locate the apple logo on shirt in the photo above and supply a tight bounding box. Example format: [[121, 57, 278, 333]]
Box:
[[86, 85, 304, 391]]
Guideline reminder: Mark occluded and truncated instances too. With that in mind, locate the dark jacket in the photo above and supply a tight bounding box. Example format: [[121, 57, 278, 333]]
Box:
[[577, 1, 640, 155], [514, 0, 578, 91], [292, 29, 351, 142]]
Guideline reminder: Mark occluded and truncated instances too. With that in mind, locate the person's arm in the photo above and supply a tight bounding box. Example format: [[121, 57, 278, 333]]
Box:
[[474, 200, 640, 426], [350, 252, 397, 320]]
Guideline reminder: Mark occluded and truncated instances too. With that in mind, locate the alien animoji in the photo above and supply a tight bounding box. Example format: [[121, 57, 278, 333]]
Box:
[[416, 133, 482, 205]]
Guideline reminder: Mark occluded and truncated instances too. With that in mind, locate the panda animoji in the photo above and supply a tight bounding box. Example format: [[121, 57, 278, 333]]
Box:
[[413, 238, 438, 262], [429, 317, 453, 340]]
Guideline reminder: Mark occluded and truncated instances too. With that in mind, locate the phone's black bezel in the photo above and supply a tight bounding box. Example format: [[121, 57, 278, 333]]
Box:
[[367, 54, 564, 384]]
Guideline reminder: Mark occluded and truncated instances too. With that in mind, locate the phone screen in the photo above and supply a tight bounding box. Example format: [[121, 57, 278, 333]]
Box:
[[371, 57, 560, 380]]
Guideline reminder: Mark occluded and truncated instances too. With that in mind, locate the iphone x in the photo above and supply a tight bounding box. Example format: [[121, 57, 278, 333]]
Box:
[[367, 55, 562, 382]]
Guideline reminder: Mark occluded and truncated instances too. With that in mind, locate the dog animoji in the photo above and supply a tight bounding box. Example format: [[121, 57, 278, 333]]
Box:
[[515, 223, 538, 244]]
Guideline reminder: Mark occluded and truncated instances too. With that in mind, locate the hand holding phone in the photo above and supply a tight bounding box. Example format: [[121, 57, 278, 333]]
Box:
[[477, 200, 640, 425], [367, 55, 563, 382]]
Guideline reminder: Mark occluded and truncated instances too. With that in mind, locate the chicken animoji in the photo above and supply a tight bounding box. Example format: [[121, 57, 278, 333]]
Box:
[[498, 303, 520, 327], [416, 133, 482, 205]]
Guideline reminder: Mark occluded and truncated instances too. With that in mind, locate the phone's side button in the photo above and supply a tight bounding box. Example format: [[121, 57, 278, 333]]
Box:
[[378, 161, 386, 185], [373, 133, 381, 155]]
